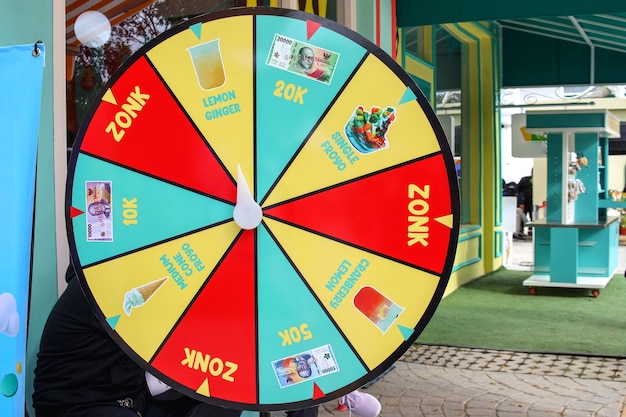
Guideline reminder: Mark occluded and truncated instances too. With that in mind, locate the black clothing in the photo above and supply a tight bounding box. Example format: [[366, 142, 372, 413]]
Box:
[[502, 181, 517, 196], [33, 268, 240, 417], [517, 175, 533, 220], [54, 395, 241, 417], [287, 408, 318, 417], [33, 277, 145, 415]]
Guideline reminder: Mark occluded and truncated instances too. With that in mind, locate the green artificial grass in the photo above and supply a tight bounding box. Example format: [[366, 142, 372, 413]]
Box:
[[417, 268, 626, 357]]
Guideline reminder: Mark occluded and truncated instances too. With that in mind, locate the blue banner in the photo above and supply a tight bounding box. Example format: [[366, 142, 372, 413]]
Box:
[[0, 42, 45, 416]]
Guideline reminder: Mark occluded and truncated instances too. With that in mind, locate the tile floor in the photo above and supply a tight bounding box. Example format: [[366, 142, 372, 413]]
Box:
[[401, 344, 626, 382]]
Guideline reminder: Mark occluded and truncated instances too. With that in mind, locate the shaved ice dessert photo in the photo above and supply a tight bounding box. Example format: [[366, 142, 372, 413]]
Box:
[[345, 105, 396, 154]]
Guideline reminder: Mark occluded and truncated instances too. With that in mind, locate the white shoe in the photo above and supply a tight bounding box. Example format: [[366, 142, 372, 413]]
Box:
[[337, 390, 381, 417]]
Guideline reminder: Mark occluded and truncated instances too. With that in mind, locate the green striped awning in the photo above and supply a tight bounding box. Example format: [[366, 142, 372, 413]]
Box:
[[499, 13, 626, 55], [397, 1, 626, 86]]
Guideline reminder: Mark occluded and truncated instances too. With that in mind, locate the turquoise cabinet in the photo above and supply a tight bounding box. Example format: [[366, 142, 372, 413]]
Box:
[[524, 110, 621, 296]]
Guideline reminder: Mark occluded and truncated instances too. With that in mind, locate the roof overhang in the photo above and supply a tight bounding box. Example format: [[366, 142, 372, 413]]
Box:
[[397, 0, 626, 86], [396, 0, 626, 26]]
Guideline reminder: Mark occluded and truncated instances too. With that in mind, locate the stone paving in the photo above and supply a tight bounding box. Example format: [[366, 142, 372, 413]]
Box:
[[402, 345, 626, 382], [314, 344, 626, 417]]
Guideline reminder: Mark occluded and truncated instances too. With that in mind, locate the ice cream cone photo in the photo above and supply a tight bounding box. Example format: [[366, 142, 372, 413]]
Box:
[[123, 276, 169, 316], [137, 277, 168, 301]]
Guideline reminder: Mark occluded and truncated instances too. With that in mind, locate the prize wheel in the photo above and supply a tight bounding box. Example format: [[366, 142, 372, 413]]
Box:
[[66, 7, 460, 411]]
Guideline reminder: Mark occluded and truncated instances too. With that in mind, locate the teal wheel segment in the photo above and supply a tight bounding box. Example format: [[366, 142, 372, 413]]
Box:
[[256, 225, 368, 404], [254, 14, 367, 201], [70, 154, 234, 265]]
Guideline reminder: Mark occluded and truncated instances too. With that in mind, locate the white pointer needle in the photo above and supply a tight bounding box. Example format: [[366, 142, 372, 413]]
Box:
[[233, 164, 263, 230]]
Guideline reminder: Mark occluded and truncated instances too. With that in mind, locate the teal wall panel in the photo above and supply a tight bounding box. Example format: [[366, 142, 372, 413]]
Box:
[[546, 133, 565, 222], [579, 226, 618, 276], [409, 74, 432, 102], [379, 0, 393, 55], [356, 0, 376, 44], [550, 228, 579, 283], [533, 228, 550, 274], [527, 112, 607, 129], [574, 133, 600, 223]]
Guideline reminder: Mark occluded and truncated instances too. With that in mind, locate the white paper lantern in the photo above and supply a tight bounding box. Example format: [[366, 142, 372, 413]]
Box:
[[74, 10, 111, 48]]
